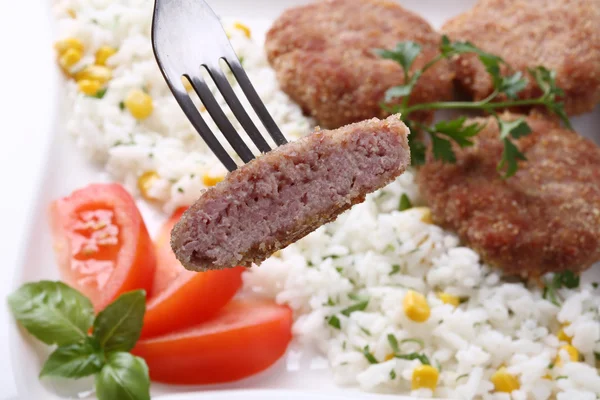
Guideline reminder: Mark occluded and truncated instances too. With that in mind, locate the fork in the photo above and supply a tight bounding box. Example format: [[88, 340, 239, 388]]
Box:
[[151, 0, 287, 171]]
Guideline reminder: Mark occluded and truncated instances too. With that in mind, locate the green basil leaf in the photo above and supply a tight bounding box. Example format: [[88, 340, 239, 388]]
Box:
[[93, 290, 146, 353], [95, 352, 150, 400], [40, 339, 103, 378], [7, 281, 94, 346]]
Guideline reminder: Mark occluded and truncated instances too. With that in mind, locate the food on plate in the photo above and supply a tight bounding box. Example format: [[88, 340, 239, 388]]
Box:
[[8, 281, 151, 400], [265, 0, 454, 128], [371, 34, 572, 177], [418, 113, 600, 277], [141, 208, 244, 338], [49, 183, 156, 310], [133, 299, 293, 384], [171, 115, 411, 271], [443, 0, 600, 115], [39, 1, 600, 398]]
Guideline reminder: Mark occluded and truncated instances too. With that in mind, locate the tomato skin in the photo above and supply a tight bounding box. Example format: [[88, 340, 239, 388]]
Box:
[[141, 208, 244, 338], [133, 299, 293, 384], [141, 267, 244, 338], [150, 207, 187, 296], [49, 183, 156, 311]]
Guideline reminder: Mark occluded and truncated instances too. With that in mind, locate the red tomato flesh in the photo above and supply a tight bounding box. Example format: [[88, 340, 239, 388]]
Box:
[[133, 299, 293, 384], [141, 208, 244, 338], [49, 183, 156, 310]]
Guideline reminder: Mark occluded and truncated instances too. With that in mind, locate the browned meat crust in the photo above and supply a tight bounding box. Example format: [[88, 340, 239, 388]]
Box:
[[265, 0, 454, 129], [443, 0, 600, 115], [417, 113, 600, 278], [171, 116, 410, 271]]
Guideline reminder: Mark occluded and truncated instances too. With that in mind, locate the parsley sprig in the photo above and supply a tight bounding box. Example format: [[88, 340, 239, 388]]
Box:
[[376, 36, 572, 178]]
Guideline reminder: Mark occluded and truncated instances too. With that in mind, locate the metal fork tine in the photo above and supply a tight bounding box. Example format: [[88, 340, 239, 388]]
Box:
[[187, 74, 255, 164], [205, 64, 272, 154], [225, 58, 288, 146], [171, 89, 238, 172]]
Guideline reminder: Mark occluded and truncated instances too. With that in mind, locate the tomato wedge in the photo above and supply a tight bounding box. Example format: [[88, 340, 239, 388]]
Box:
[[49, 183, 156, 311], [141, 208, 244, 338], [133, 299, 293, 384]]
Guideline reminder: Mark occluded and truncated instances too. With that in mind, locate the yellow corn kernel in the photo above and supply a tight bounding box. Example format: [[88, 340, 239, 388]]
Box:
[[542, 374, 552, 380], [54, 37, 84, 55], [95, 46, 117, 66], [125, 89, 154, 120], [75, 65, 113, 84], [403, 290, 430, 323], [181, 76, 193, 92], [554, 344, 579, 366], [67, 8, 76, 18], [233, 22, 251, 38], [58, 48, 83, 69], [414, 207, 433, 224], [203, 173, 224, 187], [384, 353, 394, 361], [77, 79, 102, 96], [438, 292, 460, 307], [557, 326, 572, 344], [137, 171, 160, 200], [411, 365, 439, 390], [490, 368, 520, 393]]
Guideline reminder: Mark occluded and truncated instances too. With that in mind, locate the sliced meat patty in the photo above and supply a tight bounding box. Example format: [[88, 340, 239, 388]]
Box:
[[443, 0, 600, 115], [417, 113, 600, 278], [172, 115, 410, 271], [265, 0, 454, 129]]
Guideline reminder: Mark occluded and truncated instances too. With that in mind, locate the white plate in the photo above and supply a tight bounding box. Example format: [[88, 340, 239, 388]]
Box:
[[0, 0, 599, 399]]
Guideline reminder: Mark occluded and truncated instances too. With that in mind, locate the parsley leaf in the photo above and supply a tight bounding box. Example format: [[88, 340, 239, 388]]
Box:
[[499, 72, 528, 99], [555, 271, 580, 289], [408, 130, 426, 166], [362, 345, 379, 364], [90, 88, 108, 99], [394, 353, 431, 365], [434, 117, 484, 147], [387, 334, 400, 353], [497, 118, 532, 140], [327, 315, 341, 329], [341, 299, 369, 316], [390, 369, 397, 379], [430, 132, 456, 163], [497, 138, 526, 178], [376, 42, 422, 75], [399, 194, 413, 211], [389, 264, 401, 275]]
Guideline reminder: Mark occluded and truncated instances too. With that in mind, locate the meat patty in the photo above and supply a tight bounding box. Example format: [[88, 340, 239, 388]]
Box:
[[443, 0, 600, 115], [171, 115, 410, 271], [265, 0, 454, 129], [417, 113, 600, 278]]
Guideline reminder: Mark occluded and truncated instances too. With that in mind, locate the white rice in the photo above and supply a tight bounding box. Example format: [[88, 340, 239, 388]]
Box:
[[54, 1, 600, 399], [54, 0, 312, 213]]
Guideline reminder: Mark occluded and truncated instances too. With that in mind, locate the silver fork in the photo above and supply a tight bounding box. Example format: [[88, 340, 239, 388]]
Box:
[[151, 0, 287, 171]]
